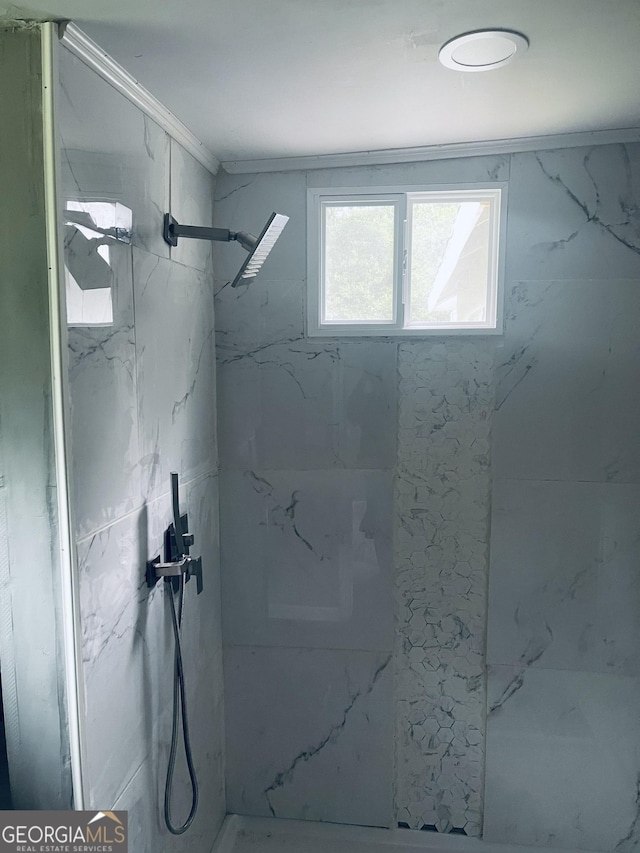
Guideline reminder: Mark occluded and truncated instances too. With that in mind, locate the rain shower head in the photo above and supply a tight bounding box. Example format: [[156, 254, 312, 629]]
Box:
[[163, 211, 289, 287], [230, 213, 289, 287]]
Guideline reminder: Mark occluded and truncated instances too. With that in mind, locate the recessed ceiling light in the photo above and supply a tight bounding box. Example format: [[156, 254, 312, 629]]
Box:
[[439, 29, 529, 72]]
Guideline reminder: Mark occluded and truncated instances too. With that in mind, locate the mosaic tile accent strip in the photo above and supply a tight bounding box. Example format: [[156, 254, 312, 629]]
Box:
[[394, 340, 495, 837]]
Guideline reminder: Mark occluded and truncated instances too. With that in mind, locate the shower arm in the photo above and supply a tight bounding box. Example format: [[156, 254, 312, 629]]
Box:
[[163, 214, 256, 250]]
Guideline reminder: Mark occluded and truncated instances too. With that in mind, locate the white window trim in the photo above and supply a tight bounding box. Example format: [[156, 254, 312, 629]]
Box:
[[307, 182, 508, 338]]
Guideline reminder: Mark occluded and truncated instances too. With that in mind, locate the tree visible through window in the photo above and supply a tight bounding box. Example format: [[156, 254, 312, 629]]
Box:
[[307, 184, 504, 336], [324, 204, 395, 323]]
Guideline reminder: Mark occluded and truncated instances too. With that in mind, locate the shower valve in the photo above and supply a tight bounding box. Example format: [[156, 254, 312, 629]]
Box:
[[145, 472, 204, 594]]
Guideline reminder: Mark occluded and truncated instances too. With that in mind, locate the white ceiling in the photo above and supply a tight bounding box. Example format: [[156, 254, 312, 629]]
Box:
[[3, 0, 640, 165]]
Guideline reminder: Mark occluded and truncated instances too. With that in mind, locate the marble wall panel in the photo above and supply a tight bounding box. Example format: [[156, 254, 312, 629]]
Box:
[[170, 138, 215, 273], [215, 277, 305, 351], [78, 509, 168, 807], [217, 341, 340, 470], [213, 171, 307, 285], [134, 248, 217, 501], [112, 760, 160, 853], [486, 149, 640, 851], [78, 473, 222, 813], [224, 645, 393, 827], [60, 42, 223, 851], [493, 279, 640, 483], [507, 145, 640, 282], [217, 340, 397, 471], [220, 469, 393, 651], [154, 647, 225, 853], [113, 640, 224, 853], [484, 665, 640, 851], [216, 143, 640, 843], [305, 154, 510, 190], [488, 479, 640, 675]]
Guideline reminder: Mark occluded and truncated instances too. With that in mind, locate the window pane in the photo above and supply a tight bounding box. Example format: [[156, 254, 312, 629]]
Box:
[[323, 204, 395, 323], [408, 200, 491, 325]]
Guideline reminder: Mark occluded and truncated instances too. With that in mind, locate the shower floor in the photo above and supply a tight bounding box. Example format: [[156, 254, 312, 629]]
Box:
[[212, 815, 587, 853]]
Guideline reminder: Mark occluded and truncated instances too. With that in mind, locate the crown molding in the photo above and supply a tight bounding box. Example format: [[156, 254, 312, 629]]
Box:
[[60, 22, 220, 175], [221, 127, 640, 175]]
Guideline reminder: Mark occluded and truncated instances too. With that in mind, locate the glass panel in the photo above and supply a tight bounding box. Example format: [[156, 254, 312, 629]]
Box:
[[408, 199, 491, 325], [323, 203, 395, 323]]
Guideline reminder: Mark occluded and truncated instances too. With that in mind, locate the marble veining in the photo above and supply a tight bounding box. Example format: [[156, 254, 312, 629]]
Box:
[[217, 334, 398, 471], [60, 44, 223, 852], [213, 171, 306, 284], [394, 340, 495, 837], [134, 247, 217, 501], [77, 510, 165, 806], [533, 148, 640, 257], [485, 156, 640, 853], [488, 479, 640, 676], [225, 646, 394, 827], [263, 653, 392, 817], [214, 143, 640, 848], [507, 144, 640, 281], [220, 468, 393, 650], [484, 666, 640, 851], [493, 279, 640, 483], [215, 276, 305, 351]]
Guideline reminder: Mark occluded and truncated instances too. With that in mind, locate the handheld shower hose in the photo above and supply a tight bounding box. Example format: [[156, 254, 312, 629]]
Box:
[[164, 571, 199, 834], [163, 473, 199, 835], [146, 472, 203, 835]]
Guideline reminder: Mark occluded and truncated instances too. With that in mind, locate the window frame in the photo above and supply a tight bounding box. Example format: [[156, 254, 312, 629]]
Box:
[[307, 182, 507, 337]]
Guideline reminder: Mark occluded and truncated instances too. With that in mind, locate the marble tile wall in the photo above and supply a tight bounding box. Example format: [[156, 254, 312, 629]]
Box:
[[58, 47, 224, 853], [214, 156, 504, 834], [214, 170, 396, 828], [484, 144, 640, 850], [215, 141, 640, 848]]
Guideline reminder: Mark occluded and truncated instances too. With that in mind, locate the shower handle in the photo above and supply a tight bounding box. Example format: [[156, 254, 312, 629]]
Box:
[[153, 555, 191, 577]]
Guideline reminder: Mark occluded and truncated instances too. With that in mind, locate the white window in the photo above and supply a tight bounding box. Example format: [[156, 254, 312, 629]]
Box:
[[307, 183, 506, 336]]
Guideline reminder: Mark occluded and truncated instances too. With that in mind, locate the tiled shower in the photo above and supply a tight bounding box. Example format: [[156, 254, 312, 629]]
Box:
[[214, 148, 640, 850], [59, 43, 224, 851], [2, 20, 640, 853]]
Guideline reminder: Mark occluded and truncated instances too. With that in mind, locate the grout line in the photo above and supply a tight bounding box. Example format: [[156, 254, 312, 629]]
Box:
[[75, 468, 218, 546], [222, 642, 394, 656]]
